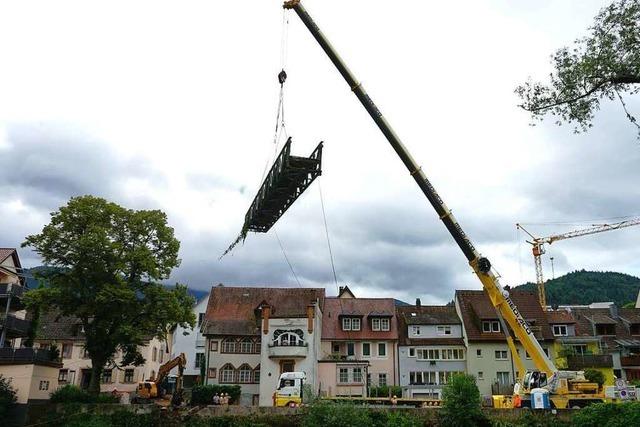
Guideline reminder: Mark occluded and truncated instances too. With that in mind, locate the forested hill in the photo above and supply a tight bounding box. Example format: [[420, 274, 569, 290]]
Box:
[[517, 270, 640, 307]]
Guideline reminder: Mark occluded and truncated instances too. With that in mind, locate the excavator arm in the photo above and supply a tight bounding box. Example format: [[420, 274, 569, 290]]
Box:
[[283, 0, 556, 378], [155, 352, 186, 386]]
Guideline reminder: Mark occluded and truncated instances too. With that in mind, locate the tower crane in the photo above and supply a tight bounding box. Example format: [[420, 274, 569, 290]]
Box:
[[517, 218, 640, 309]]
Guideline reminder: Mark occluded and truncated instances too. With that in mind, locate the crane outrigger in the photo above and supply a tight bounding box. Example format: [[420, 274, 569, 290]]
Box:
[[282, 0, 611, 408]]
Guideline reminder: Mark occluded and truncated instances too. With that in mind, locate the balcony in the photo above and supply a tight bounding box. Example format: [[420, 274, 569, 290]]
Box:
[[268, 342, 308, 358], [0, 283, 27, 310], [0, 314, 31, 338], [566, 354, 613, 370], [621, 355, 640, 367], [0, 347, 62, 367]]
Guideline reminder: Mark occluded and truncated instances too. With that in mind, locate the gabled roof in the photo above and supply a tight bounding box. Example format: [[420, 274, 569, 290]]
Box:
[[36, 311, 86, 341], [0, 248, 18, 265], [546, 310, 576, 325], [337, 285, 355, 299], [321, 297, 398, 340], [455, 289, 554, 342], [203, 285, 325, 336], [618, 309, 640, 325]]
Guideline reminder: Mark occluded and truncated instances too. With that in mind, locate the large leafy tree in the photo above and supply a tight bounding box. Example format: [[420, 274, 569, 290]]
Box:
[[23, 195, 195, 395], [516, 0, 640, 134]]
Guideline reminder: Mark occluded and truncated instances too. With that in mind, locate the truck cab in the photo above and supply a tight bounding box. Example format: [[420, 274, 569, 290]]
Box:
[[273, 371, 306, 407]]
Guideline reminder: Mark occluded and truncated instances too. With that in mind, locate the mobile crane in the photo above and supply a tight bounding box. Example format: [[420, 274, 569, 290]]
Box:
[[282, 0, 610, 408], [517, 219, 640, 309]]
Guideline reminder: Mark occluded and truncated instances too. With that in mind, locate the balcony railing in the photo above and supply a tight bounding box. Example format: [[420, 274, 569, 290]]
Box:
[[0, 348, 61, 366], [268, 342, 308, 358], [621, 355, 640, 367], [566, 354, 613, 369], [0, 314, 31, 336]]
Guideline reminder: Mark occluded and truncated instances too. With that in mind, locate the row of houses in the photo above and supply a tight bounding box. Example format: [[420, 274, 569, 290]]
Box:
[[3, 246, 640, 406]]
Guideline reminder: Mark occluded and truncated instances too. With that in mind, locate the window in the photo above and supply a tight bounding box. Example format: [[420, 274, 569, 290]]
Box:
[[238, 365, 252, 383], [255, 340, 261, 353], [378, 373, 387, 386], [571, 344, 587, 355], [124, 369, 135, 383], [417, 349, 439, 360], [222, 338, 236, 353], [102, 369, 112, 383], [437, 326, 452, 336], [553, 325, 568, 336], [352, 318, 361, 331], [58, 369, 69, 382], [372, 318, 381, 331], [353, 367, 363, 383], [198, 313, 205, 327], [39, 380, 49, 391], [240, 338, 254, 352], [82, 347, 90, 359], [62, 343, 73, 359], [408, 348, 416, 357], [495, 350, 508, 360], [253, 365, 260, 383], [210, 341, 218, 352], [441, 348, 464, 360], [342, 317, 360, 331], [332, 343, 340, 353], [596, 324, 616, 335], [152, 347, 157, 362], [347, 342, 355, 357], [195, 353, 205, 369], [477, 371, 484, 380], [425, 371, 437, 385], [339, 368, 349, 384], [380, 318, 390, 331], [159, 349, 164, 363], [208, 368, 217, 378], [362, 343, 371, 357], [476, 349, 482, 358], [277, 333, 302, 347], [412, 326, 421, 335], [378, 343, 387, 357], [220, 364, 235, 383], [482, 321, 501, 333], [497, 371, 510, 385]]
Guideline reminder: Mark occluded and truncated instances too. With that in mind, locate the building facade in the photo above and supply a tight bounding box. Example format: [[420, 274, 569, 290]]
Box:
[[318, 286, 398, 398], [202, 285, 325, 406], [171, 294, 210, 388], [396, 303, 465, 399]]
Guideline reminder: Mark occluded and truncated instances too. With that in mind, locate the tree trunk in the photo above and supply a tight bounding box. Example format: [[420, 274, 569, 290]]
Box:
[[88, 360, 104, 396]]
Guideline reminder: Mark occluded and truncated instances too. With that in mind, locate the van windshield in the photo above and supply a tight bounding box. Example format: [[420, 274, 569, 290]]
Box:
[[279, 379, 295, 389]]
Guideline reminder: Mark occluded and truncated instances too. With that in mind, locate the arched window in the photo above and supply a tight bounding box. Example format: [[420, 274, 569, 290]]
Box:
[[277, 332, 302, 347], [220, 364, 235, 383], [254, 339, 261, 354], [238, 364, 252, 383], [222, 338, 236, 353], [240, 338, 253, 353], [253, 365, 261, 383]]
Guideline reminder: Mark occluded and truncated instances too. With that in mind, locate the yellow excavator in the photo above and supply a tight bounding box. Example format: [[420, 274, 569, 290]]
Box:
[[135, 352, 186, 406]]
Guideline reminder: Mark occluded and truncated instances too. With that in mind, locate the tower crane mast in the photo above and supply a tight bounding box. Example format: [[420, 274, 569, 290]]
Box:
[[517, 217, 640, 309]]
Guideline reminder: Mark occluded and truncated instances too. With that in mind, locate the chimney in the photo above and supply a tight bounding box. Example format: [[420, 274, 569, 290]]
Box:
[[339, 286, 344, 295], [416, 298, 421, 307], [262, 305, 271, 335], [610, 304, 619, 320], [307, 304, 315, 334]]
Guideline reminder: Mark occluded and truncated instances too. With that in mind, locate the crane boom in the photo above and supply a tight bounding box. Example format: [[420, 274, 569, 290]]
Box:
[[283, 0, 556, 377], [517, 217, 640, 308]]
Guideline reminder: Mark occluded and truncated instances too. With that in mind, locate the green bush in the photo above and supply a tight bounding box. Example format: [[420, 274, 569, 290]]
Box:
[[0, 374, 17, 419], [190, 384, 241, 405], [571, 402, 640, 427], [584, 369, 605, 387], [441, 373, 489, 427], [49, 384, 119, 404], [302, 401, 422, 427]]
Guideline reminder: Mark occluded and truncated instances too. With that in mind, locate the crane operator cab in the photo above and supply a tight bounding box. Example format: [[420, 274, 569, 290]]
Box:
[[273, 371, 306, 407], [523, 370, 548, 391]]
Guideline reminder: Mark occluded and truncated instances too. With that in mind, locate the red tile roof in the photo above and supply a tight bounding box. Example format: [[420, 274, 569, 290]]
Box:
[[203, 285, 325, 336], [455, 289, 554, 342], [0, 248, 19, 267], [546, 310, 576, 324], [321, 297, 398, 341]]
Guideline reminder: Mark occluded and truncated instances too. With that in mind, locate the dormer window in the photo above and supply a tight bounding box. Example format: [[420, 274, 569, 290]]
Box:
[[596, 324, 615, 336], [371, 317, 390, 331], [552, 325, 568, 336], [342, 317, 361, 331], [436, 325, 452, 336], [412, 326, 421, 335], [631, 324, 640, 336], [482, 320, 501, 333]]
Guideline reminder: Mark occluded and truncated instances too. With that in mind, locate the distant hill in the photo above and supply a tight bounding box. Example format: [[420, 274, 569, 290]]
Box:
[[516, 270, 640, 307]]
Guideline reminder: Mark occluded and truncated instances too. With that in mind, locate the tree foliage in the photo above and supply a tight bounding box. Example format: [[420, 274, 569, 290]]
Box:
[[518, 270, 640, 307], [440, 374, 489, 427], [23, 195, 195, 395], [584, 369, 606, 387], [516, 0, 640, 134], [0, 375, 17, 419]]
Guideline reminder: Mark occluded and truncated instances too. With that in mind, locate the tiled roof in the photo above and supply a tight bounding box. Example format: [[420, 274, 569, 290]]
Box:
[[455, 289, 554, 342], [397, 305, 461, 325], [546, 310, 576, 324], [321, 297, 398, 340], [618, 309, 640, 325], [396, 305, 462, 346], [36, 311, 86, 341], [0, 248, 16, 264], [570, 307, 640, 348], [203, 285, 325, 336]]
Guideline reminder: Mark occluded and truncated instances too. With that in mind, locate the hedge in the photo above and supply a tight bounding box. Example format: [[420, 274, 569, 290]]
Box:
[[50, 385, 119, 404], [190, 385, 242, 405]]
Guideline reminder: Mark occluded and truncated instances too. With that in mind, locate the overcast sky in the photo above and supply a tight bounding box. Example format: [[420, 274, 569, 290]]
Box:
[[1, 0, 639, 304]]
